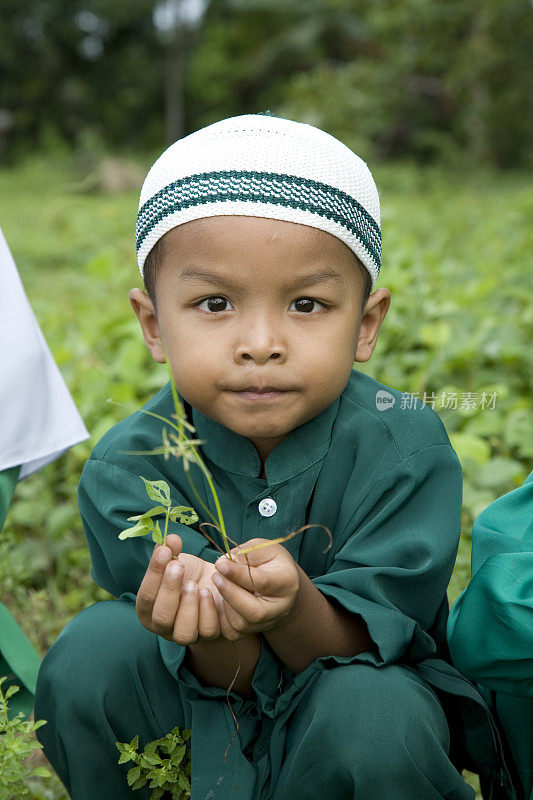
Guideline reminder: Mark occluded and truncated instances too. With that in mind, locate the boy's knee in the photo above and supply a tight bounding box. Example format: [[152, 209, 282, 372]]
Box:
[[276, 664, 471, 800], [36, 599, 153, 716], [304, 662, 450, 762]]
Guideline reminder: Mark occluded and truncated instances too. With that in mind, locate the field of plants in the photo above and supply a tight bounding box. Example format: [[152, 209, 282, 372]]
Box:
[[0, 153, 531, 799]]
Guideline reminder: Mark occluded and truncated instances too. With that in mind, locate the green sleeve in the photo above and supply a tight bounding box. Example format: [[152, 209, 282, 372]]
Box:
[[447, 471, 533, 698], [0, 465, 41, 720], [0, 465, 21, 530], [77, 458, 220, 598], [312, 444, 463, 666]]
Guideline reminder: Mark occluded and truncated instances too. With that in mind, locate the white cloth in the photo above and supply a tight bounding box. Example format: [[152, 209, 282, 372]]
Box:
[[0, 227, 89, 479]]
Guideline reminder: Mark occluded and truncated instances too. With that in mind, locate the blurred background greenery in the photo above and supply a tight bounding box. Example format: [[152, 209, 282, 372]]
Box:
[[0, 1, 532, 797], [1, 0, 532, 168]]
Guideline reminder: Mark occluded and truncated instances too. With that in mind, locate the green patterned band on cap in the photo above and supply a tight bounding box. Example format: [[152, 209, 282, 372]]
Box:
[[136, 169, 381, 275]]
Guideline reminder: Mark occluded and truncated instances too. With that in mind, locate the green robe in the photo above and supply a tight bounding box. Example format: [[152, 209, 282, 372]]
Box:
[[448, 470, 533, 800], [35, 371, 517, 799], [0, 465, 42, 721]]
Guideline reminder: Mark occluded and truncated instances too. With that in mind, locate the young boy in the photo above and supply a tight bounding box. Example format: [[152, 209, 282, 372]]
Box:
[[35, 114, 515, 800]]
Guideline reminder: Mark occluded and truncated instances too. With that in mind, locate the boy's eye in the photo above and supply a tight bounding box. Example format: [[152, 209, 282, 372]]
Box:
[[290, 298, 325, 313], [195, 296, 326, 314], [196, 296, 234, 313]]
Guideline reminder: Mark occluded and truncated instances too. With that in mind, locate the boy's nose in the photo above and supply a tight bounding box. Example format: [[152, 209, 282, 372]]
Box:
[[234, 315, 287, 363], [236, 346, 283, 363]]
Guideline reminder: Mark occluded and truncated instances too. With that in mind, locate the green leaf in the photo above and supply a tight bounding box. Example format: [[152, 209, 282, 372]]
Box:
[[131, 774, 148, 791], [140, 477, 171, 507], [119, 518, 154, 540], [169, 506, 198, 525], [449, 432, 491, 466], [148, 769, 168, 788], [419, 321, 452, 348], [140, 753, 163, 767], [504, 409, 533, 458], [170, 744, 187, 765], [143, 740, 159, 756], [127, 764, 142, 786], [127, 506, 167, 522], [30, 766, 52, 778], [152, 521, 164, 544], [4, 685, 20, 700], [178, 772, 191, 790], [475, 457, 525, 490]]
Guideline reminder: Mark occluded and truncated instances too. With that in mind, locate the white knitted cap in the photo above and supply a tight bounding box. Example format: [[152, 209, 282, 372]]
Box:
[[136, 113, 381, 287]]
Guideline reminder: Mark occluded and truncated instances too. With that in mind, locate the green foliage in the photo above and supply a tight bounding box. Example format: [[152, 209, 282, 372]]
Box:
[[0, 678, 51, 800], [119, 477, 198, 544], [1, 0, 531, 168], [116, 726, 192, 799], [189, 0, 533, 168]]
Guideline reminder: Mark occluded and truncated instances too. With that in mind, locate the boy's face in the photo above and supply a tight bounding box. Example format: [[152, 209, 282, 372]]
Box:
[[130, 216, 390, 466]]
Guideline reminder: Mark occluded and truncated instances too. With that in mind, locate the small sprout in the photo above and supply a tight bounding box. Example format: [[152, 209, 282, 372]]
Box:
[[119, 477, 198, 547], [116, 726, 191, 799], [0, 677, 52, 799]]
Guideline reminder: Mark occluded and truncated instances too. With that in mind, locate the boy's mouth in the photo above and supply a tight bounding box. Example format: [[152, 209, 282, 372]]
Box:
[[231, 385, 292, 401]]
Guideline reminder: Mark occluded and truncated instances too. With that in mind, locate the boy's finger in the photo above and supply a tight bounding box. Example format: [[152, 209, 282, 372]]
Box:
[[198, 589, 221, 640], [150, 561, 185, 636], [173, 581, 200, 645], [212, 572, 265, 624], [229, 540, 277, 568], [215, 556, 273, 596], [214, 592, 242, 641], [136, 545, 173, 625]]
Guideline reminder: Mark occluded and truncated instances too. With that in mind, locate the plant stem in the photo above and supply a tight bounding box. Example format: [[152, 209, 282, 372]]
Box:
[[190, 449, 230, 554], [163, 509, 170, 546], [161, 345, 234, 560]]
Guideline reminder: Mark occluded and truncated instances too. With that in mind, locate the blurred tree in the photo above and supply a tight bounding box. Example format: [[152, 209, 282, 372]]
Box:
[[153, 0, 209, 142], [0, 0, 530, 166], [0, 0, 161, 156], [187, 0, 532, 167], [0, 0, 208, 158]]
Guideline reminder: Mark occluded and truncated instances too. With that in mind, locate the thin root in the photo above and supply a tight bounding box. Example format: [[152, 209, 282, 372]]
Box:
[[223, 641, 241, 762]]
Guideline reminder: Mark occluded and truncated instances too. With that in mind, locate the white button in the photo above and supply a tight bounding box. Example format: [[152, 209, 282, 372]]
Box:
[[258, 498, 277, 517]]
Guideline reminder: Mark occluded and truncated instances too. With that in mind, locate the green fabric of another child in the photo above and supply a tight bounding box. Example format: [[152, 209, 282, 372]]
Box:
[[0, 465, 42, 720], [0, 465, 19, 529], [448, 471, 533, 800]]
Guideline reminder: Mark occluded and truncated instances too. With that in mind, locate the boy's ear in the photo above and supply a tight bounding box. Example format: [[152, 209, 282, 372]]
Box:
[[354, 288, 391, 363], [129, 288, 166, 364]]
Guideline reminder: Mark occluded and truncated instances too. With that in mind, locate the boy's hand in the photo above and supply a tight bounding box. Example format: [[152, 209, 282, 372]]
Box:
[[136, 534, 245, 644], [212, 538, 300, 635]]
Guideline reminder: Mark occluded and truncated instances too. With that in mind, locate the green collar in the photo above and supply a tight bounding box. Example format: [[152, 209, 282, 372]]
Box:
[[190, 396, 341, 485]]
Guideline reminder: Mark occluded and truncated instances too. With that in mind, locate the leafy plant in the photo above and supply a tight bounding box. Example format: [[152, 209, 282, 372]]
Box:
[[0, 677, 51, 800], [118, 361, 332, 564], [116, 726, 191, 800], [119, 476, 199, 547]]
